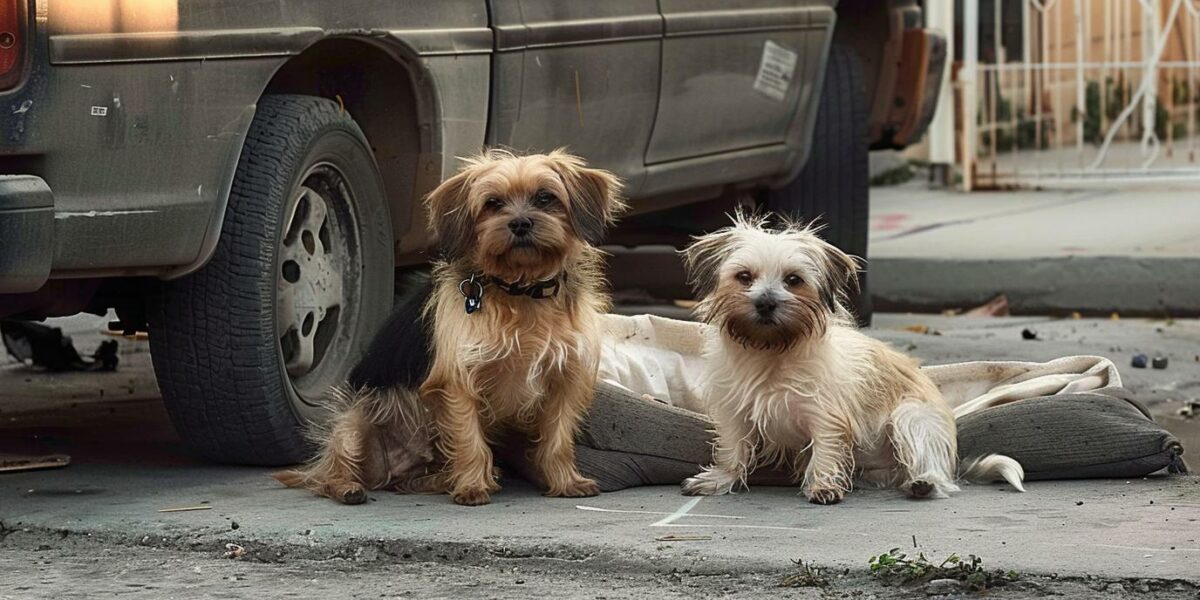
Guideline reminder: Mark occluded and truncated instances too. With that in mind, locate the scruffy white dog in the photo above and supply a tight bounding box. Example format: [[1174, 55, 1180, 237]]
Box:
[[680, 212, 1024, 504]]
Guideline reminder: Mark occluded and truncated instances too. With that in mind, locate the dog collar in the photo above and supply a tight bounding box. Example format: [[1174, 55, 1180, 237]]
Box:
[[488, 275, 563, 299], [457, 273, 564, 314]]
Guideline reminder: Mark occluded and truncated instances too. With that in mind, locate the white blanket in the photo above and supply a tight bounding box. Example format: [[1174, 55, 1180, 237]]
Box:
[[598, 314, 1122, 417]]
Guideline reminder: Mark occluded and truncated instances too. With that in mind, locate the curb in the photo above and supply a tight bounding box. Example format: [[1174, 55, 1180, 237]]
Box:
[[870, 256, 1200, 316]]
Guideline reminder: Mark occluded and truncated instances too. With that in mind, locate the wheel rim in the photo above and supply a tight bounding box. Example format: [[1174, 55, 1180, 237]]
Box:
[[276, 164, 362, 400]]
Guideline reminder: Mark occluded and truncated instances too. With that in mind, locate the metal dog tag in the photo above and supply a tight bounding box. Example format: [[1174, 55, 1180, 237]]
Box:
[[459, 275, 484, 314]]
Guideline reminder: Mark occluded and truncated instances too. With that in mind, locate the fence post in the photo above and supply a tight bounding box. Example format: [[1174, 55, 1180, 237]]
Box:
[[962, 0, 979, 191], [927, 0, 956, 186], [1142, 0, 1160, 150]]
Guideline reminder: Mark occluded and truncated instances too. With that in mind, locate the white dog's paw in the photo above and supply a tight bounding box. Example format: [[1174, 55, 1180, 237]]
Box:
[[681, 469, 740, 496]]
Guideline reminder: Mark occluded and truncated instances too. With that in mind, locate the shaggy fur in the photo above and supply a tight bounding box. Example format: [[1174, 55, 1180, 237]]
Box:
[[275, 149, 625, 506], [679, 212, 1025, 504]]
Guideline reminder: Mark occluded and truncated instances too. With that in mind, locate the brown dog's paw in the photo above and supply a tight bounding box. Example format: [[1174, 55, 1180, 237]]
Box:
[[546, 477, 600, 498], [806, 487, 843, 505], [332, 483, 368, 505], [452, 486, 493, 506]]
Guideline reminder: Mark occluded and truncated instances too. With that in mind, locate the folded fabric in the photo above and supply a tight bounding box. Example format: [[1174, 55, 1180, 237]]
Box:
[[597, 314, 1123, 414]]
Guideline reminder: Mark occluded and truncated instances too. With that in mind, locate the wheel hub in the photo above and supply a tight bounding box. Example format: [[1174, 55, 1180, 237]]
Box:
[[277, 182, 348, 379]]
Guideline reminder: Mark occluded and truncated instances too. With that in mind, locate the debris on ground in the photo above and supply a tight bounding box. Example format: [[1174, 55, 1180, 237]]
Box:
[[925, 578, 962, 595], [655, 534, 710, 542], [1, 320, 118, 372], [779, 559, 830, 588], [1110, 312, 1120, 321], [1021, 328, 1038, 340], [1131, 354, 1149, 369], [157, 506, 211, 513], [1070, 311, 1082, 320], [0, 454, 70, 474], [1178, 401, 1198, 418], [903, 325, 941, 336], [1152, 356, 1169, 369], [868, 548, 1018, 592], [224, 543, 245, 559], [963, 295, 1010, 317]]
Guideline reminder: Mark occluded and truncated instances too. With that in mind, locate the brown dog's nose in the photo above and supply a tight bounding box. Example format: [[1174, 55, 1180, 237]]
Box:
[[508, 217, 533, 236]]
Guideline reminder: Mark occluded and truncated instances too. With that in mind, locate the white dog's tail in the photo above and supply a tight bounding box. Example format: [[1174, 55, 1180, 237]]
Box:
[[959, 454, 1026, 492]]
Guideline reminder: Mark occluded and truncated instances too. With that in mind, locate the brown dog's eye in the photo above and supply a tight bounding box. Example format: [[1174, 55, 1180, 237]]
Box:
[[484, 197, 503, 210], [784, 274, 803, 287], [735, 271, 753, 285], [531, 190, 556, 209]]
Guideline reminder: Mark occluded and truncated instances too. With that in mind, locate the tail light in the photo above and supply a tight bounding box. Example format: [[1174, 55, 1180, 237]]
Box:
[[0, 0, 23, 90]]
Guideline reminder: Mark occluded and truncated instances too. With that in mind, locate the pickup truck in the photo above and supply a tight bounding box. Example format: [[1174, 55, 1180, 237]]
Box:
[[0, 0, 944, 465]]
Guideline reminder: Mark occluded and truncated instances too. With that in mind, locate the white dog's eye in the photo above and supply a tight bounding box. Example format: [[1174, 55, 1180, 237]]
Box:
[[484, 197, 504, 209], [735, 271, 753, 285], [784, 274, 803, 287]]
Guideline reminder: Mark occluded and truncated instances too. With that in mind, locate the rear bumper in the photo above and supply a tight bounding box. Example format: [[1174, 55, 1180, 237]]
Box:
[[0, 175, 54, 293], [883, 28, 947, 147]]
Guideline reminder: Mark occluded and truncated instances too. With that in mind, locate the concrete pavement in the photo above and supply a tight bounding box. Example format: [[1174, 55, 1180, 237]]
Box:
[[869, 182, 1200, 316], [2, 313, 1199, 597]]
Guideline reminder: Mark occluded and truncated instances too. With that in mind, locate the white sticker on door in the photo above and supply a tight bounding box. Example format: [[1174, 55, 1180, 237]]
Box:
[[754, 40, 799, 102]]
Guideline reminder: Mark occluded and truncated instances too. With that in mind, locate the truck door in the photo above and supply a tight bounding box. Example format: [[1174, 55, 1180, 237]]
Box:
[[646, 0, 835, 165], [488, 1, 663, 196]]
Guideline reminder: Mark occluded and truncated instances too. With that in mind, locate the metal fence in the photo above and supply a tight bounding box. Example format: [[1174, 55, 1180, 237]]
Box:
[[960, 0, 1200, 189]]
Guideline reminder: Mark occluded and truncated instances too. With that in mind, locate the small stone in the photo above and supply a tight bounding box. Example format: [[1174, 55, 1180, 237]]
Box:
[[1152, 356, 1168, 369], [926, 579, 961, 595], [1021, 328, 1038, 340], [1131, 354, 1148, 369], [1076, 501, 1084, 506], [1106, 583, 1126, 594], [1136, 580, 1151, 593], [230, 521, 240, 530]]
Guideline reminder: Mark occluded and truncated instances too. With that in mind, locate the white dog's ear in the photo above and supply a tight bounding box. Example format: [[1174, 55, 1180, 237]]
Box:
[[681, 227, 740, 299], [814, 239, 861, 312]]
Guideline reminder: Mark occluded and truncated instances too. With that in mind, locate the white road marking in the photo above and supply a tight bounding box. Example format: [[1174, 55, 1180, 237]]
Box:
[[577, 499, 863, 535], [654, 522, 824, 533], [575, 504, 744, 520], [1093, 544, 1200, 552], [651, 497, 702, 527]]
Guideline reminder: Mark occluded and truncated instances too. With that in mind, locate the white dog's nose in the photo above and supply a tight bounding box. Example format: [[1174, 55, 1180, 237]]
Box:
[[754, 295, 778, 317]]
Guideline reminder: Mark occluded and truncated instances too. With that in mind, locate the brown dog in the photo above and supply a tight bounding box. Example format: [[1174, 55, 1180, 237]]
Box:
[[275, 149, 625, 506]]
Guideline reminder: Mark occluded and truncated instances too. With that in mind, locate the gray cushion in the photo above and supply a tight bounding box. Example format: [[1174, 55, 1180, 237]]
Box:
[[956, 391, 1188, 481], [574, 382, 1188, 491]]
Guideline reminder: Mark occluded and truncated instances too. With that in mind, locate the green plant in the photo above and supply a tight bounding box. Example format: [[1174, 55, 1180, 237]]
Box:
[[779, 558, 830, 588], [868, 548, 1019, 592]]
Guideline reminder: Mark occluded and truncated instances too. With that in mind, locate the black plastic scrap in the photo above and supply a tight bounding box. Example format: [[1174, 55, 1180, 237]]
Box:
[[0, 319, 118, 372]]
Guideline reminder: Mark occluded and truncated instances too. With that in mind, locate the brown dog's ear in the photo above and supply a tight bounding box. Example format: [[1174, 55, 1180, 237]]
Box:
[[814, 238, 861, 312], [680, 227, 741, 300], [424, 166, 478, 260], [546, 150, 626, 245]]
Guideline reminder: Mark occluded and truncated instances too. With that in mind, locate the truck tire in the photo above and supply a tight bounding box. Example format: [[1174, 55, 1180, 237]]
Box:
[[768, 44, 872, 326], [149, 95, 394, 465]]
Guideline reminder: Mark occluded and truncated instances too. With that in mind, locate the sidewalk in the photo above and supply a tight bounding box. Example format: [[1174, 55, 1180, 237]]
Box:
[[868, 182, 1200, 315]]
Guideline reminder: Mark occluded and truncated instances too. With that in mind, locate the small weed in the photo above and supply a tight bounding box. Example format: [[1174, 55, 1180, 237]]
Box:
[[868, 548, 1019, 592], [780, 558, 830, 588]]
